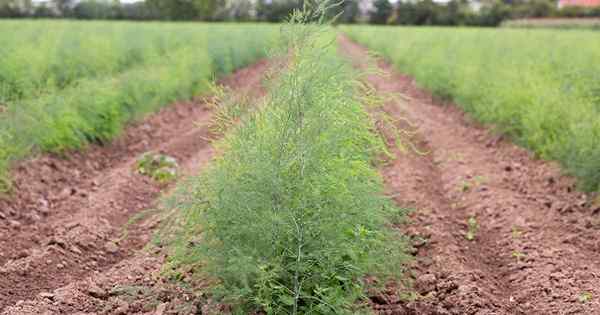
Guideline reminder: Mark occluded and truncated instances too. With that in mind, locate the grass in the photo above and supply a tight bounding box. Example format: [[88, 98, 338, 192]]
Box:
[[158, 6, 410, 314], [465, 216, 478, 241], [579, 291, 593, 304], [502, 18, 600, 30], [0, 20, 279, 191], [343, 25, 600, 192]]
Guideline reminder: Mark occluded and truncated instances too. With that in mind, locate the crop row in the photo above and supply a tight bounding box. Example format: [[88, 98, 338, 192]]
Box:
[[0, 21, 279, 190], [502, 18, 600, 30], [344, 26, 600, 191], [161, 21, 408, 314]]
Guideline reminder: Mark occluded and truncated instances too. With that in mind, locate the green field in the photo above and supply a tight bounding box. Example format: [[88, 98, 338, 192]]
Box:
[[343, 26, 600, 191], [0, 20, 279, 189], [502, 18, 600, 30]]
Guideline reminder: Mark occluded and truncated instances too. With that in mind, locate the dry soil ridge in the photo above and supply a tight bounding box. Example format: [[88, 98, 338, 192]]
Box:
[[0, 59, 271, 314], [340, 35, 600, 315]]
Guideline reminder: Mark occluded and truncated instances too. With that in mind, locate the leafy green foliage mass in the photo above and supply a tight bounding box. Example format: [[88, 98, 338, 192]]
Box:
[[0, 21, 279, 191], [164, 15, 408, 315], [136, 153, 179, 183], [345, 26, 600, 192]]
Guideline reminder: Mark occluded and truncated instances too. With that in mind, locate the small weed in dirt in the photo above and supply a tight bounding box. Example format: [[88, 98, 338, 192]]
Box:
[[410, 235, 429, 249], [461, 181, 471, 193], [590, 195, 600, 213], [460, 176, 487, 193], [0, 175, 12, 194], [398, 291, 423, 303], [511, 250, 526, 261], [445, 151, 464, 163], [473, 175, 488, 185], [579, 291, 593, 304], [511, 226, 523, 239], [588, 217, 600, 229], [110, 284, 152, 298], [136, 153, 179, 183], [465, 216, 478, 241]]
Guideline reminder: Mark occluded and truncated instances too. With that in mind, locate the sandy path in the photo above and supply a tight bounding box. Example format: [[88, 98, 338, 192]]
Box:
[[0, 59, 271, 313], [340, 35, 600, 315]]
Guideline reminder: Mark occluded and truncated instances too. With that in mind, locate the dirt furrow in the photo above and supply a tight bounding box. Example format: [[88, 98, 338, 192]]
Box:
[[340, 36, 600, 314], [0, 59, 271, 312]]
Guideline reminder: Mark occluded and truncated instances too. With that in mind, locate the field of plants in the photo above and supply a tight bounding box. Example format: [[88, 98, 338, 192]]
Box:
[[0, 20, 279, 190], [502, 17, 600, 29], [0, 8, 416, 313], [3, 6, 600, 315], [344, 25, 600, 192]]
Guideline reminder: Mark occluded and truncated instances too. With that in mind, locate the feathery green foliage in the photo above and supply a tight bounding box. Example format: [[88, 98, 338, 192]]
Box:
[[344, 26, 600, 192], [0, 21, 279, 191], [162, 5, 409, 314]]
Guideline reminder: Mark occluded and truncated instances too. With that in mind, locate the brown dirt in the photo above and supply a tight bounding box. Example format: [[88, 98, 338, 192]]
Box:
[[339, 35, 600, 315], [0, 59, 271, 314]]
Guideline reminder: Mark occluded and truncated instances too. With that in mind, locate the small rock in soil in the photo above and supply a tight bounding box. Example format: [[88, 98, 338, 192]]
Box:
[[16, 250, 29, 259], [47, 237, 67, 248], [155, 302, 168, 315], [418, 256, 435, 268], [71, 245, 82, 255], [39, 292, 54, 300], [416, 273, 438, 294], [115, 302, 129, 315], [105, 242, 119, 254], [38, 207, 50, 216], [411, 236, 428, 248], [87, 283, 107, 299], [38, 198, 50, 211], [27, 213, 41, 222], [8, 219, 21, 229], [65, 222, 80, 229], [370, 294, 389, 305], [0, 212, 6, 220], [57, 187, 74, 200], [115, 301, 130, 315]]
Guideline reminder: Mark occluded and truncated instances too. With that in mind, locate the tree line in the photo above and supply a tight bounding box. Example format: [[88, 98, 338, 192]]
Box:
[[0, 0, 360, 22], [1, 0, 599, 26]]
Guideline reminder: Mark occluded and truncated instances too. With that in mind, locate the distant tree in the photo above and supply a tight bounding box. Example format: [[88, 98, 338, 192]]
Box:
[[52, 0, 74, 16], [145, 0, 197, 20], [413, 0, 442, 25], [214, 0, 255, 21], [514, 0, 555, 17], [257, 0, 303, 22], [73, 0, 117, 19], [477, 0, 511, 26], [0, 0, 33, 17], [192, 0, 225, 20], [33, 3, 56, 18], [117, 1, 158, 20], [328, 0, 360, 24], [432, 0, 476, 25], [369, 0, 392, 24]]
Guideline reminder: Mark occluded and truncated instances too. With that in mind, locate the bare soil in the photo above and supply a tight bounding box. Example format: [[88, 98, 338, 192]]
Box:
[[339, 36, 600, 315], [0, 59, 271, 314]]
